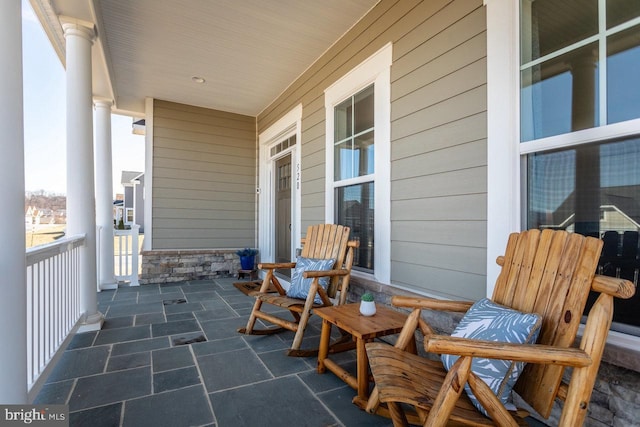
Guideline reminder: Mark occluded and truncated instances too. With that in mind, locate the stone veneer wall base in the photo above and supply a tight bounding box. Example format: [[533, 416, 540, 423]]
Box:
[[140, 249, 244, 284]]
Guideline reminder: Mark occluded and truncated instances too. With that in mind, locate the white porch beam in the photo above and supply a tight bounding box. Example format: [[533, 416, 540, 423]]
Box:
[[94, 98, 118, 290], [62, 17, 104, 331], [0, 0, 28, 403]]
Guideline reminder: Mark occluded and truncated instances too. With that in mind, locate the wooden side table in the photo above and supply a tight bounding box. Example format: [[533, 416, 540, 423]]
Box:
[[315, 303, 411, 408]]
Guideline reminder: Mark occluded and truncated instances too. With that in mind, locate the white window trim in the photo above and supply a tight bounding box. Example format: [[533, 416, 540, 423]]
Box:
[[258, 104, 302, 269], [485, 0, 640, 355], [324, 43, 392, 284]]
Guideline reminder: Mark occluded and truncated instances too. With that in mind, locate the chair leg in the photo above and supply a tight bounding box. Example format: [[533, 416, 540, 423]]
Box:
[[242, 298, 263, 334], [287, 280, 319, 356], [289, 306, 311, 352], [388, 402, 409, 427], [423, 356, 472, 427]]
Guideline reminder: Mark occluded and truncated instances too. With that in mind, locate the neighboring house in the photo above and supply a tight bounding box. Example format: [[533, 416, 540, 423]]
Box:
[[12, 0, 640, 424], [119, 170, 144, 232], [113, 197, 123, 226], [24, 206, 41, 228]]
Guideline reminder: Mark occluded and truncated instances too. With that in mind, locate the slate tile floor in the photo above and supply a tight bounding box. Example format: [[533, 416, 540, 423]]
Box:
[[34, 278, 394, 427]]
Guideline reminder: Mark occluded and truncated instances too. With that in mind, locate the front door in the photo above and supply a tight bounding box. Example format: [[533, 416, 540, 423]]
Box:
[[275, 154, 292, 277]]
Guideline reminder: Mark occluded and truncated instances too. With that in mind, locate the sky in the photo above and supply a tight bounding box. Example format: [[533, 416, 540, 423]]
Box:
[[21, 0, 145, 198]]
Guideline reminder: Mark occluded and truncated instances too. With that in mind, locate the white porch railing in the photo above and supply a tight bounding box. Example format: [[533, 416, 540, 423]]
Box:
[[26, 234, 85, 394], [114, 224, 140, 286]]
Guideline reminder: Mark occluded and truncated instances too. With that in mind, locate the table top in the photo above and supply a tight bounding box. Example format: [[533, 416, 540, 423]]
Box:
[[314, 303, 408, 340]]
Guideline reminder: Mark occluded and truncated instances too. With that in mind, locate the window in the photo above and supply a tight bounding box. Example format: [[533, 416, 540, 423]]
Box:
[[521, 0, 640, 334], [520, 0, 640, 142], [325, 44, 391, 282], [526, 136, 640, 333], [126, 208, 134, 224], [334, 86, 375, 271]]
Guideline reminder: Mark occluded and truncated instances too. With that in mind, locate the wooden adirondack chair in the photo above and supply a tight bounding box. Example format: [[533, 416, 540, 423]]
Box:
[[366, 229, 635, 426], [238, 224, 359, 357]]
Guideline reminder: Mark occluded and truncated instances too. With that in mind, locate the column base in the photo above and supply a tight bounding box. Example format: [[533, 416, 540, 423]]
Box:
[[120, 278, 140, 287], [77, 311, 104, 333], [100, 280, 118, 291]]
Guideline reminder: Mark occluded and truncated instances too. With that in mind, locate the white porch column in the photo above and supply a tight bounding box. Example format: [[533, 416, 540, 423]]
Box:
[[62, 18, 103, 331], [485, 0, 520, 297], [94, 98, 117, 290], [0, 0, 28, 404]]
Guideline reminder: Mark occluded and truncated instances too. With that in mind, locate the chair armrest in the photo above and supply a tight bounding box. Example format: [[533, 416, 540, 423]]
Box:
[[258, 262, 296, 270], [302, 269, 349, 279], [592, 274, 635, 299], [426, 335, 592, 367], [391, 295, 473, 313]]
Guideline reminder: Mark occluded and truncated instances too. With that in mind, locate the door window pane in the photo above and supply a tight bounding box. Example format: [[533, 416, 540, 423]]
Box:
[[335, 182, 374, 271], [526, 137, 640, 331]]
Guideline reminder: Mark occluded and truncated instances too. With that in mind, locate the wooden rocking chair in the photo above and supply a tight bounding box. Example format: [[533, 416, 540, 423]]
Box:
[[238, 224, 359, 357], [366, 229, 635, 426]]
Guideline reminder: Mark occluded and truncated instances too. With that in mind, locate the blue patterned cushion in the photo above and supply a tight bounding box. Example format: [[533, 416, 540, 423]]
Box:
[[441, 298, 542, 418], [286, 257, 335, 304]]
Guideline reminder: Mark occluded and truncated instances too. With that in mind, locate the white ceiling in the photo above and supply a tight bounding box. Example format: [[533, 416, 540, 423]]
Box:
[[37, 0, 379, 117]]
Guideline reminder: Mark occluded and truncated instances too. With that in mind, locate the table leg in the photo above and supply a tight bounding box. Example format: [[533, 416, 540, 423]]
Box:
[[317, 320, 332, 373], [356, 338, 368, 400]]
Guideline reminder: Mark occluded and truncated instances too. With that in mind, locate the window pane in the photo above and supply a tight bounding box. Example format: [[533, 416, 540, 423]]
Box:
[[521, 42, 599, 141], [526, 137, 640, 331], [354, 85, 374, 134], [607, 0, 640, 29], [334, 98, 352, 142], [355, 131, 374, 176], [335, 182, 374, 271], [521, 0, 598, 64], [334, 139, 354, 181], [607, 25, 640, 124]]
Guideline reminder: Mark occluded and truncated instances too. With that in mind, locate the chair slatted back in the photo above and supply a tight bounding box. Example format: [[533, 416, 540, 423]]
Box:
[[492, 229, 603, 418], [299, 224, 354, 298]]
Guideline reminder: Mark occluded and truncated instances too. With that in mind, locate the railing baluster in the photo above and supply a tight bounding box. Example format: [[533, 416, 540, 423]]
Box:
[[25, 235, 85, 391], [114, 226, 140, 286]]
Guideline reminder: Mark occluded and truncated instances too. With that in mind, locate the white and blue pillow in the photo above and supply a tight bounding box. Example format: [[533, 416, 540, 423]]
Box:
[[286, 257, 336, 304], [441, 298, 542, 418]]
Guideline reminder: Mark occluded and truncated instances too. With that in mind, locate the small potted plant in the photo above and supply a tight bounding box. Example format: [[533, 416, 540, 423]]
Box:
[[360, 292, 376, 316], [236, 248, 258, 270]]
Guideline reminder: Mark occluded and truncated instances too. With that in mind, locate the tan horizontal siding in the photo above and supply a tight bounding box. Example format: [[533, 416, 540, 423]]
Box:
[[154, 139, 255, 161], [153, 100, 256, 249], [392, 221, 486, 247], [391, 168, 486, 200], [153, 188, 255, 203], [153, 238, 253, 250], [153, 198, 251, 212], [257, 0, 487, 298], [392, 112, 487, 160], [392, 194, 487, 221], [154, 129, 254, 151], [391, 262, 486, 300], [153, 159, 254, 180]]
